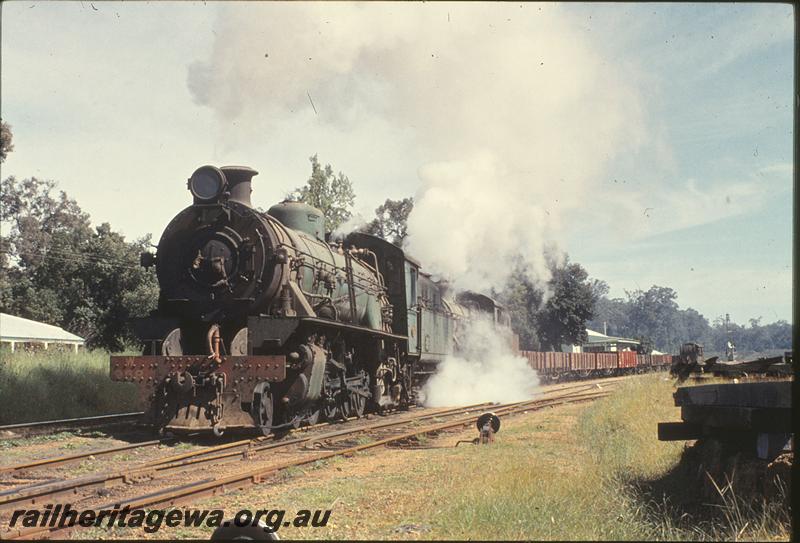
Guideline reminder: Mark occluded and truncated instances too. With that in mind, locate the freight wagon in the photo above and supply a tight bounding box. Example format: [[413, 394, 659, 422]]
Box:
[[519, 350, 672, 382]]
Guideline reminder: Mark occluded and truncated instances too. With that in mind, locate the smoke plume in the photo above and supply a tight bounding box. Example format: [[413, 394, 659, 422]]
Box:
[[421, 316, 539, 407]]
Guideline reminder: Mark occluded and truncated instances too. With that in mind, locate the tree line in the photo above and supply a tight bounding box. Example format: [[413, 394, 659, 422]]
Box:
[[588, 285, 792, 356], [0, 122, 792, 354]]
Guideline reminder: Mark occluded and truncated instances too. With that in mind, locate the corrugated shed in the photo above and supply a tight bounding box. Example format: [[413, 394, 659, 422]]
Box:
[[585, 328, 640, 345], [0, 313, 84, 344]]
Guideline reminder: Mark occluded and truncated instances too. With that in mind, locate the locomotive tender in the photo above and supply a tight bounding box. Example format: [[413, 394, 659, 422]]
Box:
[[111, 165, 512, 436]]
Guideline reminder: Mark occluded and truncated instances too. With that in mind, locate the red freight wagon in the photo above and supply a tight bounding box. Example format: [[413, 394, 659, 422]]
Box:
[[524, 351, 546, 373], [652, 354, 672, 368], [618, 351, 637, 368], [551, 352, 570, 371], [545, 351, 555, 372], [519, 349, 671, 382], [596, 353, 616, 370], [569, 352, 595, 371]]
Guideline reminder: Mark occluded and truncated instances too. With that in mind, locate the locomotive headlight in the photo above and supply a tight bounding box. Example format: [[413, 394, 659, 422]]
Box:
[[188, 165, 226, 202]]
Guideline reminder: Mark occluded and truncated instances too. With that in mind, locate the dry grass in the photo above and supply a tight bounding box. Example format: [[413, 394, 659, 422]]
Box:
[[0, 348, 141, 424], [578, 373, 792, 541]]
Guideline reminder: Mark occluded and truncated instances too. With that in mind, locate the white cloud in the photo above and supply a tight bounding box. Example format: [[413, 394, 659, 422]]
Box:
[[758, 162, 794, 176]]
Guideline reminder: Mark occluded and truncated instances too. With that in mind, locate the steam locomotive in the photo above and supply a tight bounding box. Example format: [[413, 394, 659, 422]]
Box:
[[111, 165, 513, 436]]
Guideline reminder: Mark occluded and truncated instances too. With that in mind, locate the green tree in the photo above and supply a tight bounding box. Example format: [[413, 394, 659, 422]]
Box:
[[621, 286, 690, 352], [589, 281, 792, 356], [362, 197, 414, 246], [678, 307, 712, 347], [289, 154, 355, 233], [535, 255, 598, 351], [624, 286, 679, 351], [707, 317, 793, 356], [0, 176, 157, 350], [763, 320, 792, 351], [0, 120, 13, 163], [587, 295, 629, 337], [497, 263, 544, 350]]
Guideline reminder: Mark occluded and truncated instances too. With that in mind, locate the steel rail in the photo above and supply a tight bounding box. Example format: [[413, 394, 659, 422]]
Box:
[[0, 439, 167, 475], [0, 413, 145, 438], [0, 380, 623, 530], [0, 399, 490, 479], [0, 376, 610, 481], [141, 382, 618, 471], [0, 413, 345, 478]]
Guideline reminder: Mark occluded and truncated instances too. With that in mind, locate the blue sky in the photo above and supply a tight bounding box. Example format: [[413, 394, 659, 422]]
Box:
[[1, 2, 794, 325], [561, 3, 794, 323]]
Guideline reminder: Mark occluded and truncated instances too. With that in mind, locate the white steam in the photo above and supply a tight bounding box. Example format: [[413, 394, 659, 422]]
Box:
[[421, 317, 539, 407], [406, 153, 557, 292], [330, 212, 368, 241]]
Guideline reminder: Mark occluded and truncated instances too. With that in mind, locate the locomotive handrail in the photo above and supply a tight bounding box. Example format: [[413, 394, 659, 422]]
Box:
[[275, 241, 384, 290], [298, 317, 408, 341], [344, 250, 359, 324]]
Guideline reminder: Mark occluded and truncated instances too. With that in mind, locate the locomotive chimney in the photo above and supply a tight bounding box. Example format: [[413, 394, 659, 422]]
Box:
[[221, 166, 258, 207]]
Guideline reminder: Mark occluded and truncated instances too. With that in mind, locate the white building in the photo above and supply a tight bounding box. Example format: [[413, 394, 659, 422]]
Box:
[[562, 328, 641, 353], [0, 313, 85, 353]]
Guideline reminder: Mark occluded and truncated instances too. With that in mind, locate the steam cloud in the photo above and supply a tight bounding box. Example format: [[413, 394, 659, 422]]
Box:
[[330, 212, 368, 241], [189, 3, 648, 405], [421, 317, 539, 407]]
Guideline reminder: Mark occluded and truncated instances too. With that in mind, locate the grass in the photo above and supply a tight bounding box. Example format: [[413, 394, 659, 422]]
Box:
[[0, 348, 141, 424], [292, 374, 788, 540], [577, 374, 791, 540], [0, 431, 76, 450]]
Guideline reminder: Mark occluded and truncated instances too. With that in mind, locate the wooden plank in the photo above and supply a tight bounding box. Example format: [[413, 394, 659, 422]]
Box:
[[712, 362, 792, 376], [658, 422, 703, 441], [681, 405, 792, 433], [674, 381, 791, 409]]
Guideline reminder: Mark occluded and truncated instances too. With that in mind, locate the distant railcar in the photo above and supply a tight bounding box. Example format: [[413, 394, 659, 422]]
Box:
[[520, 349, 672, 381]]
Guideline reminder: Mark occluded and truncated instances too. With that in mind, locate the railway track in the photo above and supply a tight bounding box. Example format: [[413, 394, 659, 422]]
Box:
[[0, 413, 145, 439], [0, 401, 486, 480], [0, 401, 499, 512], [0, 380, 619, 540]]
